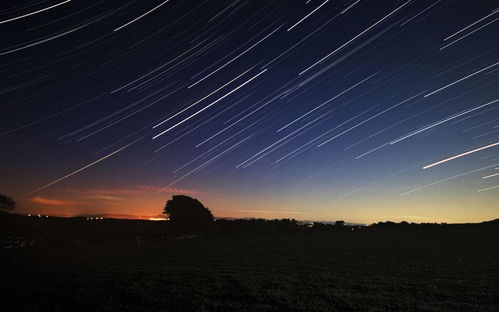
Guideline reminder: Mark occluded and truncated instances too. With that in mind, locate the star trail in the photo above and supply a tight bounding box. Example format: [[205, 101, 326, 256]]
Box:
[[0, 0, 498, 222]]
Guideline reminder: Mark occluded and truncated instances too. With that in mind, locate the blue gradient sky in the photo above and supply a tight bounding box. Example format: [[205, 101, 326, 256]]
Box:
[[0, 0, 498, 223]]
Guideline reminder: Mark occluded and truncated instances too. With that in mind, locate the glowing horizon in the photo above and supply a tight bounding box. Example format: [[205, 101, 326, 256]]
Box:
[[1, 1, 498, 224]]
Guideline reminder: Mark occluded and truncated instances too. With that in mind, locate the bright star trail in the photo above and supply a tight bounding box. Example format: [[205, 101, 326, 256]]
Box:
[[1, 0, 498, 223]]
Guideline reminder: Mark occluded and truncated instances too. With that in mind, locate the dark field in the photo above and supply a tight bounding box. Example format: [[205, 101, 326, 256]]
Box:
[[1, 218, 498, 312]]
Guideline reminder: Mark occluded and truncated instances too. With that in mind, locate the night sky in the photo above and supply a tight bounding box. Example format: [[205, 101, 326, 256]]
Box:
[[1, 0, 498, 223]]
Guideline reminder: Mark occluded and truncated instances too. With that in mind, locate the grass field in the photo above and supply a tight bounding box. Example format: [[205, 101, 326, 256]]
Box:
[[1, 221, 498, 312]]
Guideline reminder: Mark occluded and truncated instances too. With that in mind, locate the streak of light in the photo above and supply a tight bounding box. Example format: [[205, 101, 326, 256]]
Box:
[[477, 185, 499, 192], [126, 38, 224, 92], [0, 0, 72, 25], [390, 165, 419, 177], [440, 17, 499, 50], [154, 94, 253, 152], [482, 172, 499, 179], [23, 138, 142, 197], [400, 163, 498, 196], [275, 106, 376, 163], [399, 0, 441, 27], [153, 69, 267, 139], [110, 37, 211, 93], [277, 72, 377, 132], [237, 112, 329, 168], [345, 97, 427, 150], [187, 25, 282, 89], [473, 128, 499, 140], [443, 9, 498, 41], [209, 0, 241, 22], [26, 1, 104, 31], [69, 85, 184, 141], [299, 0, 412, 75], [261, 11, 343, 69], [390, 98, 499, 145], [173, 119, 259, 174], [195, 92, 285, 147], [187, 26, 281, 88], [287, 0, 330, 31], [114, 0, 170, 32], [341, 0, 361, 14], [0, 21, 91, 56], [424, 61, 499, 97], [350, 83, 491, 153], [433, 47, 497, 79], [1, 121, 81, 155], [297, 18, 393, 86], [423, 142, 499, 169], [318, 91, 424, 147], [0, 93, 106, 138], [450, 106, 499, 125], [355, 142, 389, 159], [153, 67, 254, 129], [158, 135, 254, 190]]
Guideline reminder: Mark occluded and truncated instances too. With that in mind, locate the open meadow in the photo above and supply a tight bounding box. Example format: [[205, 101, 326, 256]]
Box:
[[1, 216, 498, 312]]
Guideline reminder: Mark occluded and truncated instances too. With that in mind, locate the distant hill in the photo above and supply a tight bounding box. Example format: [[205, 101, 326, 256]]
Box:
[[482, 219, 499, 225]]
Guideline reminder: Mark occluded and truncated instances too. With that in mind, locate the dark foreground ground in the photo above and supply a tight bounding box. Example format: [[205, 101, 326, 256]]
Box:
[[1, 218, 498, 311]]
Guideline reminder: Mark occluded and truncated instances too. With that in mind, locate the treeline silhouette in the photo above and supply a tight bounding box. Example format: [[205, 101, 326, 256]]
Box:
[[1, 212, 498, 247], [1, 194, 498, 247]]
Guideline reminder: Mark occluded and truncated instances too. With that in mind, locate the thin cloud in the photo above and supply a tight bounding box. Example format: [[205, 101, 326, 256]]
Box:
[[61, 185, 204, 196], [29, 196, 84, 206], [79, 195, 123, 201]]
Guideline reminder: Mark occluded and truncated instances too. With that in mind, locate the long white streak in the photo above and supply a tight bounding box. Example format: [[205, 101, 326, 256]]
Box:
[[114, 0, 170, 31], [318, 91, 424, 147], [463, 118, 499, 132], [110, 38, 210, 93], [126, 38, 222, 92], [174, 121, 256, 173], [196, 94, 282, 147], [483, 172, 499, 179], [188, 26, 281, 88], [242, 116, 324, 168], [76, 86, 181, 141], [400, 163, 498, 196], [444, 10, 498, 41], [0, 21, 89, 56], [238, 113, 326, 167], [0, 93, 105, 138], [276, 106, 374, 163], [287, 0, 329, 31], [341, 0, 360, 14], [277, 72, 377, 132], [153, 69, 267, 139], [300, 0, 412, 75], [153, 67, 253, 129], [23, 138, 141, 197], [345, 96, 428, 150], [477, 185, 499, 192], [0, 0, 72, 25], [155, 94, 252, 152], [391, 98, 499, 144], [423, 142, 499, 169], [424, 62, 499, 97], [440, 17, 499, 50], [159, 135, 253, 190], [355, 142, 389, 159], [399, 0, 441, 26], [473, 128, 499, 140]]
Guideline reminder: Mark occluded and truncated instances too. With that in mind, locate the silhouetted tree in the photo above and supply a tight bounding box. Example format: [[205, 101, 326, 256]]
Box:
[[163, 195, 214, 233], [335, 220, 345, 226], [0, 193, 16, 212]]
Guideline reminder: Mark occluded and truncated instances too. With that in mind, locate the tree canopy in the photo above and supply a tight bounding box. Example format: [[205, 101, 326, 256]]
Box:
[[163, 195, 214, 233], [0, 193, 16, 212]]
